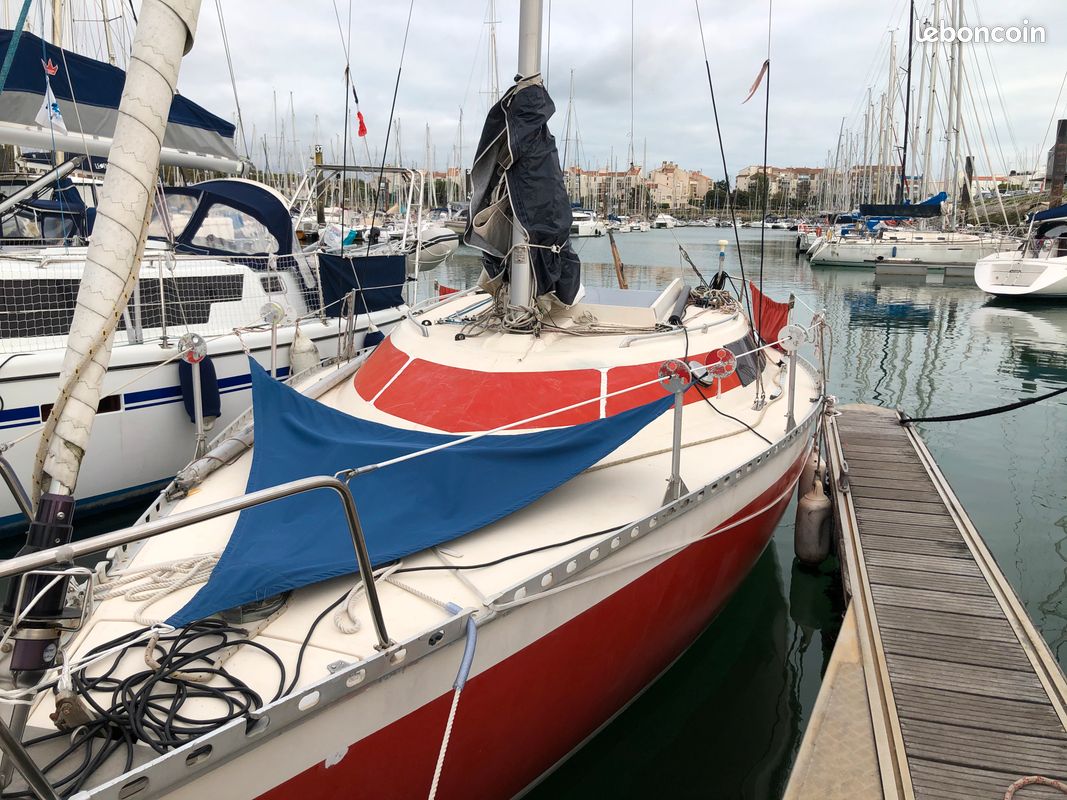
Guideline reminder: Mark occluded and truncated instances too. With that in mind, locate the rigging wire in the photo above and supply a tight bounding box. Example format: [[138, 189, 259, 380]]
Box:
[[692, 0, 752, 323], [365, 0, 417, 256], [213, 0, 250, 160]]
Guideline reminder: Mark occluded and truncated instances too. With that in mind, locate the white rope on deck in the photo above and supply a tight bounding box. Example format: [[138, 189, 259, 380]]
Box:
[[93, 553, 219, 626]]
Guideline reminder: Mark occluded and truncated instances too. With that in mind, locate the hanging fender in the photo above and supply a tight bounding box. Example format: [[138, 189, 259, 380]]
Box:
[[178, 355, 221, 427]]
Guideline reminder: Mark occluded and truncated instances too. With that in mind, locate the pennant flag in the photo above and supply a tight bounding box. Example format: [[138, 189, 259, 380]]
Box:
[[34, 76, 67, 135], [743, 59, 770, 104], [357, 110, 367, 138]]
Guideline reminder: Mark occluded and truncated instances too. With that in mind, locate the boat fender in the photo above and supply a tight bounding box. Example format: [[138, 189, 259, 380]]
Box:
[[363, 322, 385, 349], [799, 449, 821, 501], [794, 485, 832, 565], [289, 323, 321, 376], [178, 356, 220, 429]]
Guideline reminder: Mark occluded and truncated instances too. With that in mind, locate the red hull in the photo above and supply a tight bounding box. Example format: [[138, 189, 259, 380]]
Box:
[[259, 453, 804, 800]]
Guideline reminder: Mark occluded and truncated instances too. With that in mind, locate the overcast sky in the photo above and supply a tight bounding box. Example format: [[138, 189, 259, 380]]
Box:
[[168, 0, 1066, 180]]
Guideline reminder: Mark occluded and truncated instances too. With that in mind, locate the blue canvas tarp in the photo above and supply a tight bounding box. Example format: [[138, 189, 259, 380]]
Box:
[[169, 358, 671, 627], [0, 29, 237, 164]]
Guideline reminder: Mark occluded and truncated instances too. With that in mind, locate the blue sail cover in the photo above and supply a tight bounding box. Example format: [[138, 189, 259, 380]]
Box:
[[0, 29, 238, 167], [169, 359, 671, 627]]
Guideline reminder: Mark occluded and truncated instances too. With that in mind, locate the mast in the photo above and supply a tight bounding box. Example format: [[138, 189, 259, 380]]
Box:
[[942, 0, 958, 211], [487, 0, 501, 104], [948, 0, 964, 228], [861, 98, 871, 204], [909, 0, 929, 202], [100, 0, 117, 64], [898, 0, 914, 203], [884, 30, 896, 202], [920, 0, 941, 200], [507, 0, 543, 308]]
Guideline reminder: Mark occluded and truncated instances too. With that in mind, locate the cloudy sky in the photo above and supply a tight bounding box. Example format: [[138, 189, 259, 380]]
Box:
[[152, 1, 1066, 180]]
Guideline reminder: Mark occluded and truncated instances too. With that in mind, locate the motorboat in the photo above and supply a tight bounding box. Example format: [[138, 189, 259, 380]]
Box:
[[569, 209, 606, 237]]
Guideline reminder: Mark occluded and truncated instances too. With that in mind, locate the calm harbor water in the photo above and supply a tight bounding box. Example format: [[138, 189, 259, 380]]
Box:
[[424, 227, 1067, 798], [44, 227, 1067, 798]]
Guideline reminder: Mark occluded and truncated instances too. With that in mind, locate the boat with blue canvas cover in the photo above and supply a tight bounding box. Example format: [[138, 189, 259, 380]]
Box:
[[0, 176, 405, 532], [0, 2, 826, 797]]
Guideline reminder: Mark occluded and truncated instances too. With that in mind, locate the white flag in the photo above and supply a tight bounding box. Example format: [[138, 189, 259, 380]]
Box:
[[34, 78, 67, 135]]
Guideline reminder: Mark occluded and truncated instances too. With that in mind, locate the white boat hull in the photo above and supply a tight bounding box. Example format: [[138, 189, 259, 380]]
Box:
[[0, 314, 400, 530], [974, 254, 1067, 298], [810, 233, 1016, 269]]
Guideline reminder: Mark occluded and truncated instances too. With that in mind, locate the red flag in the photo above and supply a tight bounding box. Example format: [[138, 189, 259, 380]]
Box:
[[743, 59, 769, 104], [357, 111, 367, 137], [748, 281, 790, 350]]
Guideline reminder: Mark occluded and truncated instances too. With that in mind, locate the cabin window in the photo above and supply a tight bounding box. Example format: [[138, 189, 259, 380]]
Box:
[[41, 393, 120, 421], [260, 275, 285, 294], [191, 202, 279, 255], [148, 193, 199, 240]]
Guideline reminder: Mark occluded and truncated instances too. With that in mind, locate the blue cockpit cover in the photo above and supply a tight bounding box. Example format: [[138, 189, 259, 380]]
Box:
[[168, 358, 671, 627]]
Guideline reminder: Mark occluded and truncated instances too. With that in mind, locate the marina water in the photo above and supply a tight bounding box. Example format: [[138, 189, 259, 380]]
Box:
[[75, 228, 1067, 798]]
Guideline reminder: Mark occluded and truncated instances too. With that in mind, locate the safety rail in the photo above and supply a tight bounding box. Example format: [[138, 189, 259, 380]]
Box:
[[0, 475, 390, 646]]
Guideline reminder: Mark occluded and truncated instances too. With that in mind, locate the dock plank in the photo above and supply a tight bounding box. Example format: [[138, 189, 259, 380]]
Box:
[[856, 508, 957, 528], [869, 584, 1004, 618], [850, 485, 944, 503], [865, 563, 991, 595], [853, 497, 952, 515], [895, 685, 1067, 739], [863, 549, 984, 577], [874, 604, 1020, 643], [861, 534, 970, 558], [899, 719, 1067, 778], [910, 759, 1067, 800], [884, 654, 1051, 704], [855, 521, 962, 542], [878, 628, 1034, 673]]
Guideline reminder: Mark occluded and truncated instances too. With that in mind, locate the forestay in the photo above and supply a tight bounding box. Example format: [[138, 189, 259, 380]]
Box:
[[169, 359, 672, 626]]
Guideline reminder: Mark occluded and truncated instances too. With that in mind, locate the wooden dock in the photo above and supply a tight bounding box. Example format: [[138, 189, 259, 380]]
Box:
[[785, 404, 1067, 800]]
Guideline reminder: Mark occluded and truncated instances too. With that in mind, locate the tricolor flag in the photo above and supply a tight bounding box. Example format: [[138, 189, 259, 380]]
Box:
[[35, 76, 67, 135]]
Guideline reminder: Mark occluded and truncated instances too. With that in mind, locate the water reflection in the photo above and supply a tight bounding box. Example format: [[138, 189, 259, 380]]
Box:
[[970, 304, 1067, 384]]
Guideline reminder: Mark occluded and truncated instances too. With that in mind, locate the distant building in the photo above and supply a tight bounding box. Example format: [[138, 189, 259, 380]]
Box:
[[564, 164, 644, 214], [736, 165, 824, 204], [649, 161, 691, 209]]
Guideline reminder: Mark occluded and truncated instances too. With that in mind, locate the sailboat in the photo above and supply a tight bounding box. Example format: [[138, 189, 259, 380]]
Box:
[[0, 30, 406, 530], [808, 0, 1019, 271], [974, 204, 1067, 298], [0, 2, 824, 797]]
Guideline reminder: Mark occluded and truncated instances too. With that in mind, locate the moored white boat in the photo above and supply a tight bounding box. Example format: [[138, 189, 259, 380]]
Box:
[[974, 204, 1067, 298], [0, 179, 405, 531], [809, 227, 1018, 269]]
